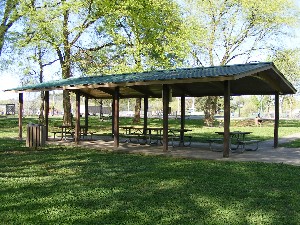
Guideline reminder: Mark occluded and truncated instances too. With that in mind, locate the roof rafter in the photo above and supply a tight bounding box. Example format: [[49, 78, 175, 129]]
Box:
[[127, 86, 157, 97]]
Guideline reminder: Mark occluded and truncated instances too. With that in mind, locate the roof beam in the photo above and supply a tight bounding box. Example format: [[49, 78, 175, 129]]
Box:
[[207, 81, 224, 90], [96, 87, 115, 96], [64, 76, 235, 90], [170, 84, 193, 96], [128, 86, 156, 97], [254, 73, 282, 94], [73, 89, 100, 99]]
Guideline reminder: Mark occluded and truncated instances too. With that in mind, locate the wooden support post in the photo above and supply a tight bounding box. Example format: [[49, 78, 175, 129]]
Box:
[[111, 99, 114, 138], [113, 87, 120, 149], [18, 93, 23, 140], [143, 97, 148, 134], [223, 81, 231, 157], [162, 84, 169, 152], [274, 92, 279, 148], [75, 91, 80, 144], [44, 91, 49, 140], [180, 95, 186, 143], [85, 96, 89, 133]]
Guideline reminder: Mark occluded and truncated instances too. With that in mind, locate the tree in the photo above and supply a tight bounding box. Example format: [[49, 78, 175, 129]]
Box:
[[270, 49, 300, 117], [0, 0, 21, 56], [19, 0, 187, 125], [73, 0, 188, 123], [0, 0, 36, 56], [15, 44, 58, 123], [271, 49, 300, 88], [183, 0, 299, 125]]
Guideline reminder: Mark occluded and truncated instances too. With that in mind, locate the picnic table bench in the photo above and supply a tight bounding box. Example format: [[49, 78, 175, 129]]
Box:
[[207, 138, 224, 152], [238, 139, 260, 151]]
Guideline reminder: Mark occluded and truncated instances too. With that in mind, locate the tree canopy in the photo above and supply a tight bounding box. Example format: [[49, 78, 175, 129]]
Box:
[[182, 0, 299, 125], [12, 0, 188, 124], [184, 0, 299, 67]]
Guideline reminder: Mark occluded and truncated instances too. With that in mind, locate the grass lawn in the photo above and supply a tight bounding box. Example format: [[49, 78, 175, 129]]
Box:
[[0, 116, 300, 224], [0, 140, 300, 224], [3, 115, 300, 143]]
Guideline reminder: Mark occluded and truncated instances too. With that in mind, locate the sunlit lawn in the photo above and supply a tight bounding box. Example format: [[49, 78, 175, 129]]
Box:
[[0, 116, 300, 224], [2, 115, 300, 143]]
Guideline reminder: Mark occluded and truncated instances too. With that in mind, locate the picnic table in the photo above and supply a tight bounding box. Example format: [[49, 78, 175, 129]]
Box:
[[56, 125, 75, 140], [120, 126, 144, 143], [145, 127, 164, 145], [169, 128, 192, 147], [209, 131, 259, 152], [120, 126, 192, 147], [53, 125, 95, 141]]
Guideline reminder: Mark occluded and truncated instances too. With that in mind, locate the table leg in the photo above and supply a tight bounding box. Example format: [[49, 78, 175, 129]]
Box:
[[230, 133, 244, 153]]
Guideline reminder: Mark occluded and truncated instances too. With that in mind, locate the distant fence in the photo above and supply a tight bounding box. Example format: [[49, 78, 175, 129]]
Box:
[[87, 106, 111, 115], [0, 104, 15, 115]]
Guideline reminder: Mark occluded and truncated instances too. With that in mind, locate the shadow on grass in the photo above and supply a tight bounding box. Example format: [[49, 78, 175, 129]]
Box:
[[0, 137, 300, 224]]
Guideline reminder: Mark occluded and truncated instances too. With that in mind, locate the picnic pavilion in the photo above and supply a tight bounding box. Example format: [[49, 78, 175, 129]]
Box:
[[5, 62, 296, 157]]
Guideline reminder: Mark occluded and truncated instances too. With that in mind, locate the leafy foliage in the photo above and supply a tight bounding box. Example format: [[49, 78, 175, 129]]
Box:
[[270, 48, 300, 90], [74, 0, 188, 75], [183, 0, 300, 125], [185, 0, 299, 66]]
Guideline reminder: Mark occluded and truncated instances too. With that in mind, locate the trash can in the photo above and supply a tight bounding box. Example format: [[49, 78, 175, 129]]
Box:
[[26, 124, 46, 148]]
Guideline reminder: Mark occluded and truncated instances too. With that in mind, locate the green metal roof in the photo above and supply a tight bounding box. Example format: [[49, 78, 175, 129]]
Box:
[[5, 62, 296, 98]]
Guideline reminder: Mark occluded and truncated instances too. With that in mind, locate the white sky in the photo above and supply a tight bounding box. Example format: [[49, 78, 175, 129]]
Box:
[[0, 72, 20, 100]]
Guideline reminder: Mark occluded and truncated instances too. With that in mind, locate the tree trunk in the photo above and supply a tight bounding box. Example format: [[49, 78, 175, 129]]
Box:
[[63, 90, 72, 125], [133, 98, 141, 124], [61, 6, 72, 126], [0, 31, 4, 56], [203, 96, 218, 126], [38, 48, 44, 124]]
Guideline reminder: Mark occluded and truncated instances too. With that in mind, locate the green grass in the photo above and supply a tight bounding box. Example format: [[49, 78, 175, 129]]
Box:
[[0, 141, 300, 224], [1, 116, 300, 224], [1, 116, 300, 143]]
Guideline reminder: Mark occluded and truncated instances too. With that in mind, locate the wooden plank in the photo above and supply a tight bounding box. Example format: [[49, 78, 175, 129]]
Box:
[[26, 125, 30, 147], [41, 125, 46, 146], [34, 125, 38, 147]]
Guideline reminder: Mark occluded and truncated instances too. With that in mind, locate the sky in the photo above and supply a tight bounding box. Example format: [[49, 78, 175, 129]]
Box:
[[0, 72, 20, 100]]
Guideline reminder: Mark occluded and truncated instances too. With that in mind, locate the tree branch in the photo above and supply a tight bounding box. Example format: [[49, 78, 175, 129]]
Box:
[[70, 0, 97, 46], [42, 58, 60, 67], [81, 42, 116, 52]]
